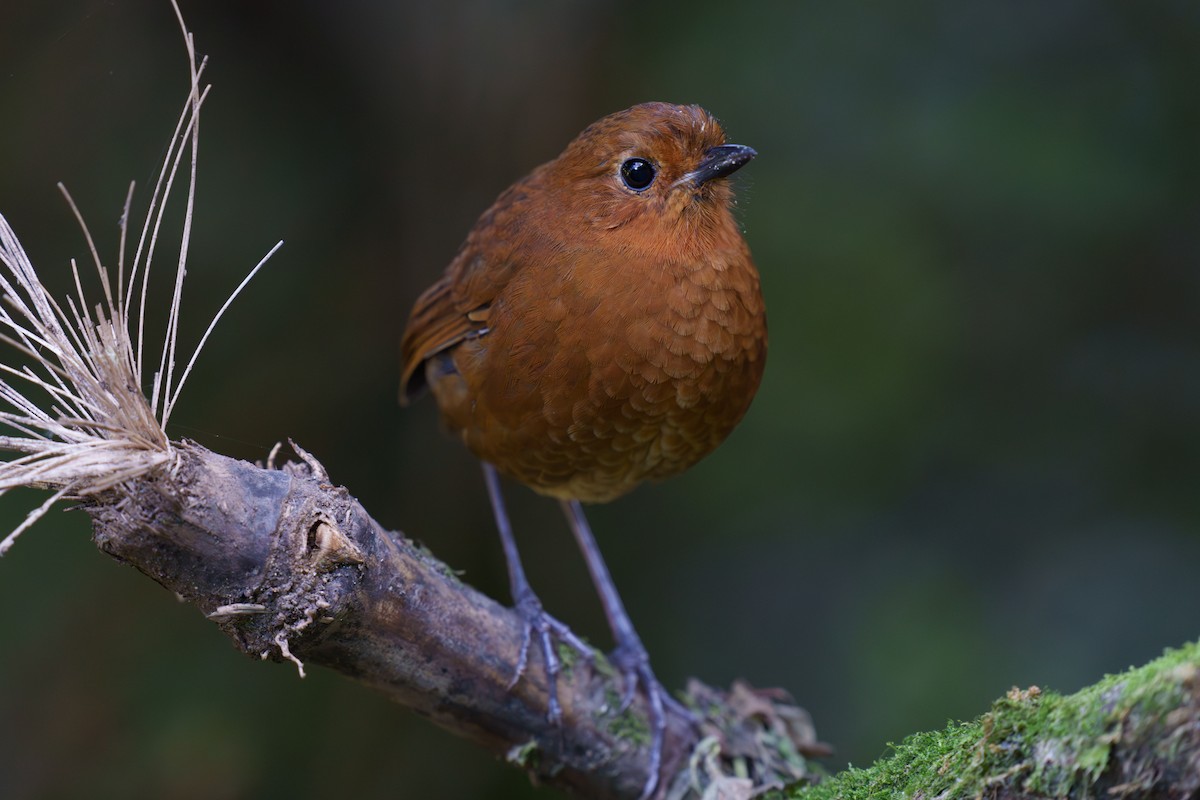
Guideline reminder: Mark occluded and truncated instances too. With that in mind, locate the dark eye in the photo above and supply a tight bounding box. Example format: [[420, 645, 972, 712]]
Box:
[[620, 158, 656, 191]]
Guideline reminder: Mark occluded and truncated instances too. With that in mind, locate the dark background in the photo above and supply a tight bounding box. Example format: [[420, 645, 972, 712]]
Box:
[[1, 1, 1198, 798]]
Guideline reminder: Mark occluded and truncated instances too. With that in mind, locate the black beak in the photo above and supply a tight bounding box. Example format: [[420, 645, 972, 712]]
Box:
[[691, 143, 757, 185]]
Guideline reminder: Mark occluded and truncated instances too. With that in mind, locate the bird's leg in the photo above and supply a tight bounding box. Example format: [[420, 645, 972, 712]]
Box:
[[560, 499, 693, 800], [482, 463, 591, 727]]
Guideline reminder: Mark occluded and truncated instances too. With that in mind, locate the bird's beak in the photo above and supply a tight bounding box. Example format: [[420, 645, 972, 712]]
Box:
[[690, 144, 757, 185]]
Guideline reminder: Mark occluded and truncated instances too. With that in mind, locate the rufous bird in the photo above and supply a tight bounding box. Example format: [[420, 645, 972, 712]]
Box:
[[400, 101, 766, 798]]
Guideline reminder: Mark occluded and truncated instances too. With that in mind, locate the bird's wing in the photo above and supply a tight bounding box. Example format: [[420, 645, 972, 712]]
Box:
[[399, 265, 490, 404], [399, 172, 548, 404]]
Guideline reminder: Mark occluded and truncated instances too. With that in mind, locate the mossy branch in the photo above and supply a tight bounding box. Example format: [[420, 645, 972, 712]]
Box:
[[781, 641, 1200, 800], [83, 439, 822, 799]]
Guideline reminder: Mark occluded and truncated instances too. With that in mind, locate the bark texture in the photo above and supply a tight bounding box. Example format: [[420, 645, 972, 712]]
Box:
[[88, 440, 820, 799]]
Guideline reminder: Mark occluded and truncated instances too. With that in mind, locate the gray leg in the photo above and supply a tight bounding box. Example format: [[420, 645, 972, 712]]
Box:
[[561, 498, 681, 800], [482, 463, 589, 725]]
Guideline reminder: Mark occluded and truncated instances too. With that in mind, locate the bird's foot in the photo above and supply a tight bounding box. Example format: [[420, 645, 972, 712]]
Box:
[[509, 587, 593, 727], [608, 638, 697, 800]]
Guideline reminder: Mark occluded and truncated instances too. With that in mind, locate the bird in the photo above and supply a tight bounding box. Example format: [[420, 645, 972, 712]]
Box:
[[399, 101, 766, 798]]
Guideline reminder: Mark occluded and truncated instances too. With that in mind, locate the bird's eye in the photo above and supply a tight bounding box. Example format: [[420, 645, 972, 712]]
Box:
[[619, 158, 656, 191]]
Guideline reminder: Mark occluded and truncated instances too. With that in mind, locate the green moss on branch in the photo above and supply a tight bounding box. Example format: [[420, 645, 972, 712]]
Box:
[[783, 641, 1200, 800]]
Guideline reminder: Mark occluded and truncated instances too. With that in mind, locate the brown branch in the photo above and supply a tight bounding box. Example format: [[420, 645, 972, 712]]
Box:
[[86, 440, 821, 799]]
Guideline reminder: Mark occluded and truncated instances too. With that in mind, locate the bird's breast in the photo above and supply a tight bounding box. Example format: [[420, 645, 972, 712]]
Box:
[[432, 247, 766, 502]]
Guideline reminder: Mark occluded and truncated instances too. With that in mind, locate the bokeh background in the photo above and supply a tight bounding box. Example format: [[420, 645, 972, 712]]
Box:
[[1, 1, 1198, 797]]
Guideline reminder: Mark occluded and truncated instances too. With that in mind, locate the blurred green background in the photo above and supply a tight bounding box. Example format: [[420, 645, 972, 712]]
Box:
[[1, 1, 1198, 798]]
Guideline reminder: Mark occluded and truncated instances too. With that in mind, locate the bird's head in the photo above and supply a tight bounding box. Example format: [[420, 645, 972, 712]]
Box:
[[543, 102, 756, 258]]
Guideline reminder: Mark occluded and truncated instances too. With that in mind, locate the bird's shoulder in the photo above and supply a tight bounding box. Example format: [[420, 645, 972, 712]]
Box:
[[399, 168, 553, 402]]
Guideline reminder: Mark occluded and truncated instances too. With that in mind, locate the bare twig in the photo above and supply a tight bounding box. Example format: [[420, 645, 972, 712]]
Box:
[[0, 1, 277, 554]]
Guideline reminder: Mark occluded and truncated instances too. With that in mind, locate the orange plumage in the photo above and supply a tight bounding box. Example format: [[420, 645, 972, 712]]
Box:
[[401, 102, 766, 502]]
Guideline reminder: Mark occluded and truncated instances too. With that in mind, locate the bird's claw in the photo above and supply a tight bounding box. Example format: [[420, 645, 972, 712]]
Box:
[[509, 588, 593, 727], [611, 641, 649, 712], [608, 642, 697, 800]]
